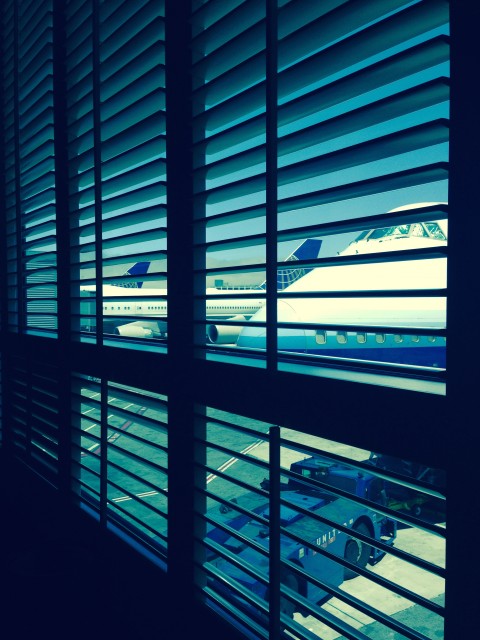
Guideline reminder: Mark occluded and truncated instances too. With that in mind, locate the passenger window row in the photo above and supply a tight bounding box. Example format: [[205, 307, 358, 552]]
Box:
[[315, 331, 443, 345]]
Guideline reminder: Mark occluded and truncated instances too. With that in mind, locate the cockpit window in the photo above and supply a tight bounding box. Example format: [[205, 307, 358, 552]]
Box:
[[368, 226, 398, 239], [424, 222, 447, 240], [410, 223, 429, 237], [367, 222, 446, 241]]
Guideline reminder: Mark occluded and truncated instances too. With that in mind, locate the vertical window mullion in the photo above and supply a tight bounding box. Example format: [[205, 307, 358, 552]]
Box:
[[445, 2, 477, 638], [13, 1, 25, 333], [165, 0, 196, 627], [53, 0, 72, 494], [92, 0, 103, 346], [99, 376, 108, 526], [266, 0, 278, 371], [268, 424, 281, 637], [53, 0, 69, 339]]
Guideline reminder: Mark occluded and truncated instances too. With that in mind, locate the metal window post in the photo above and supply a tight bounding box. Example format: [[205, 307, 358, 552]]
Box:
[[266, 0, 278, 371], [269, 425, 281, 637]]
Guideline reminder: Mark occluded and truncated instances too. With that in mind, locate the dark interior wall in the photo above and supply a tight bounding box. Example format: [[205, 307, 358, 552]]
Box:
[[0, 449, 247, 639]]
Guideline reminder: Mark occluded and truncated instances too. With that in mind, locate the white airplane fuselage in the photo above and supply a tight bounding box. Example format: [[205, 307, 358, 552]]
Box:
[[236, 219, 447, 369], [96, 286, 265, 320], [80, 284, 265, 337]]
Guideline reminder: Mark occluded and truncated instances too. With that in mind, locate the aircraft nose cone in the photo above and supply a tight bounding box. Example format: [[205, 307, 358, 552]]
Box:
[[237, 301, 306, 352], [236, 311, 266, 349], [277, 300, 307, 353]]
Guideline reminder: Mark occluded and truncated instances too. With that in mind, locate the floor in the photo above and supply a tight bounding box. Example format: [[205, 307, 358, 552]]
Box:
[[0, 494, 109, 637], [0, 467, 163, 639]]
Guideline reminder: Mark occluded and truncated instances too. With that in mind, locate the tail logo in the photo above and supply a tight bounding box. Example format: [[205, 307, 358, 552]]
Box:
[[112, 261, 150, 289]]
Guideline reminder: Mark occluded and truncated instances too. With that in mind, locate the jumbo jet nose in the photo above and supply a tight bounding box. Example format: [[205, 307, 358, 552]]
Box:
[[236, 324, 266, 349], [237, 301, 307, 352], [236, 307, 267, 349]]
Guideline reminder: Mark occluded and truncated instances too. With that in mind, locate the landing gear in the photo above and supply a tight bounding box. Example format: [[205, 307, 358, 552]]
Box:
[[344, 522, 371, 579], [280, 570, 299, 619], [411, 503, 422, 517]]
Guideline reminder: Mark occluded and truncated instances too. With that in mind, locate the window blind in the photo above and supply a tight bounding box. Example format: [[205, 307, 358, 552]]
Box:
[[0, 3, 453, 639], [192, 0, 269, 366], [3, 0, 58, 335], [6, 355, 61, 485], [72, 374, 169, 562], [195, 405, 446, 639], [67, 0, 167, 345], [193, 0, 449, 394]]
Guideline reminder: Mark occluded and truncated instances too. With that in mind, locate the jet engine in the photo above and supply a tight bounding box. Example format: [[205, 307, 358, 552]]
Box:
[[207, 315, 246, 344], [115, 324, 154, 338]]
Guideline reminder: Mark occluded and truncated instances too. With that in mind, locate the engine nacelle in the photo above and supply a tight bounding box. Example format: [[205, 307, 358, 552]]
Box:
[[115, 324, 154, 338], [207, 315, 246, 344]]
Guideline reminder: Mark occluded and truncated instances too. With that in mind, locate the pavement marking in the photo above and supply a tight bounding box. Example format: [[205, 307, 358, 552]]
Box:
[[206, 440, 264, 484], [113, 490, 160, 503], [110, 439, 265, 503], [81, 398, 145, 454]]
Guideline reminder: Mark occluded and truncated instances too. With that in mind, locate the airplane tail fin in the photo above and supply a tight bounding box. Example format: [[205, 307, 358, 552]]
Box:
[[257, 239, 322, 291], [112, 262, 150, 289]]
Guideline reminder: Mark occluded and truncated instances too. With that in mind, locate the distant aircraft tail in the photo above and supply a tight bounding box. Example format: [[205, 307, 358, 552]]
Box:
[[113, 242, 320, 292], [112, 262, 150, 289], [257, 239, 322, 291]]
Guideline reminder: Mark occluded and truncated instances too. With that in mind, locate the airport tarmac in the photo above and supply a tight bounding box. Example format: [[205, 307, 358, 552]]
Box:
[[80, 390, 445, 640]]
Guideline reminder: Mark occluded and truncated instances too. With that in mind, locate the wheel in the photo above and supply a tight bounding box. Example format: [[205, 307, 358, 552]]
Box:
[[280, 570, 299, 619], [411, 503, 422, 517], [344, 522, 371, 579]]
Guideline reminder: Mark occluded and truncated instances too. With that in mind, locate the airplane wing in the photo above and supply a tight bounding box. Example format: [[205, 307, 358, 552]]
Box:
[[113, 319, 168, 339]]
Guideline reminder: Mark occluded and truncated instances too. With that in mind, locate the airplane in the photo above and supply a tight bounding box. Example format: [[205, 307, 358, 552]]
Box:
[[233, 203, 447, 370], [80, 239, 322, 339]]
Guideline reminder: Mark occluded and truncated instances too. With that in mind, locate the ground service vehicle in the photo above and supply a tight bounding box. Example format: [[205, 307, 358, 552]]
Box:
[[367, 453, 446, 518], [205, 455, 397, 623]]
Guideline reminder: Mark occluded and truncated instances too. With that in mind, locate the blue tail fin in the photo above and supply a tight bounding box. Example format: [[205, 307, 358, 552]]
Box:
[[112, 262, 150, 289], [257, 239, 322, 291]]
